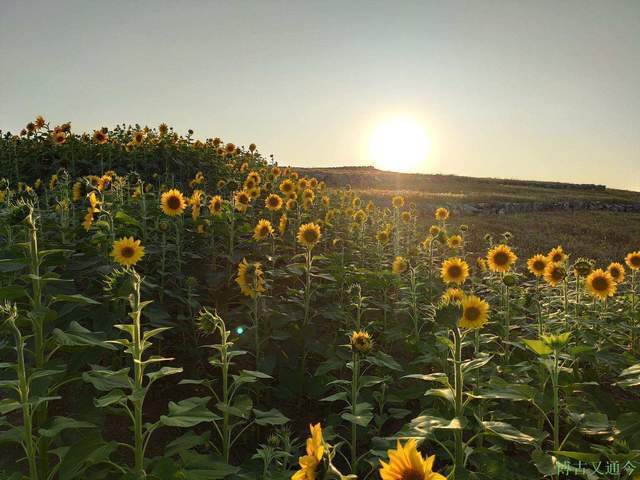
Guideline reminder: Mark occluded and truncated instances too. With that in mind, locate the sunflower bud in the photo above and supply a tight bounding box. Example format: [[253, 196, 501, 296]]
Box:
[[350, 331, 373, 354], [573, 259, 593, 277], [502, 274, 518, 287]]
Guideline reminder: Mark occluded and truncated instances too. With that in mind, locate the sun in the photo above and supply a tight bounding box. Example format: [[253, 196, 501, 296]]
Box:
[[369, 117, 431, 172]]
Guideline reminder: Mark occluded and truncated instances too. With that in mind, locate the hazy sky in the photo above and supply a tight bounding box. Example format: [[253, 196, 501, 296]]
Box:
[[1, 0, 638, 190]]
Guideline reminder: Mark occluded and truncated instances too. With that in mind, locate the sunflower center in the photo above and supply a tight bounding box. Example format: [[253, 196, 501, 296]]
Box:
[[400, 468, 425, 480], [610, 268, 620, 279], [465, 306, 480, 322], [447, 265, 462, 278], [551, 268, 564, 281], [592, 276, 609, 292], [493, 251, 509, 266], [533, 260, 545, 271], [631, 256, 640, 267], [304, 230, 318, 243], [167, 196, 181, 210], [121, 246, 135, 258], [552, 254, 562, 262]]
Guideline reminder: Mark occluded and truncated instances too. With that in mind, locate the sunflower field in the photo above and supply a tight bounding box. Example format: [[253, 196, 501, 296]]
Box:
[[1, 118, 640, 480]]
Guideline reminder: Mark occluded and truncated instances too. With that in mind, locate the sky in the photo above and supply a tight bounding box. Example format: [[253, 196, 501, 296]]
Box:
[[1, 0, 639, 191]]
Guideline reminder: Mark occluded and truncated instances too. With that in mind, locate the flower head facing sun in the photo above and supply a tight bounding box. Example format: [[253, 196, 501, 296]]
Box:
[[607, 262, 625, 283], [544, 263, 566, 287], [547, 246, 567, 264], [111, 237, 145, 267], [435, 207, 449, 221], [297, 223, 321, 249], [236, 259, 266, 298], [459, 295, 490, 330], [626, 251, 640, 271], [440, 257, 469, 285], [441, 287, 464, 305], [254, 219, 274, 241], [265, 193, 283, 211], [350, 331, 373, 354], [379, 439, 446, 480], [487, 244, 517, 273], [527, 254, 549, 278], [392, 256, 408, 275], [160, 189, 187, 216], [585, 269, 616, 301]]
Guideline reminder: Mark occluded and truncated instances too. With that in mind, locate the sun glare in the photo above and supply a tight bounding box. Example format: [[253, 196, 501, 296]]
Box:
[[369, 117, 430, 173]]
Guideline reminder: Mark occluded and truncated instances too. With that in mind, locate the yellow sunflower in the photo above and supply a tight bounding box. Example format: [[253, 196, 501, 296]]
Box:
[[350, 331, 373, 353], [209, 195, 223, 215], [607, 262, 625, 283], [527, 254, 549, 277], [286, 198, 297, 210], [476, 257, 487, 272], [160, 189, 187, 216], [376, 229, 390, 244], [265, 193, 283, 211], [441, 287, 464, 304], [459, 295, 490, 330], [292, 424, 324, 480], [486, 244, 517, 273], [392, 256, 408, 275], [440, 257, 470, 285], [236, 259, 266, 298], [353, 209, 367, 224], [111, 237, 145, 267], [379, 439, 446, 480], [547, 246, 566, 264], [72, 182, 83, 202], [235, 190, 251, 212], [279, 179, 295, 195], [428, 225, 441, 236], [92, 130, 108, 144], [297, 223, 321, 249], [585, 269, 617, 300], [254, 219, 274, 241], [435, 207, 449, 221], [446, 235, 462, 249], [543, 263, 566, 287], [626, 251, 640, 271], [278, 214, 287, 235], [401, 211, 411, 223], [392, 195, 405, 209]]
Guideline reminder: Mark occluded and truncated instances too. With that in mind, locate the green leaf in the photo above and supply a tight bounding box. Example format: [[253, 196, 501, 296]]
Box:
[[0, 398, 21, 415], [216, 395, 253, 419], [523, 339, 552, 356], [341, 411, 373, 427], [51, 294, 100, 305], [147, 366, 183, 383], [320, 392, 348, 403], [164, 430, 211, 458], [38, 416, 95, 437], [0, 286, 28, 300], [52, 322, 116, 349], [161, 397, 219, 427], [426, 387, 455, 405], [94, 389, 126, 408], [83, 366, 131, 391], [253, 408, 289, 426], [461, 354, 493, 373], [482, 421, 537, 444]]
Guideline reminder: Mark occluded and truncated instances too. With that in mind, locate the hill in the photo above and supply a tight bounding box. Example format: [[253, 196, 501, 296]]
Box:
[[296, 166, 640, 263]]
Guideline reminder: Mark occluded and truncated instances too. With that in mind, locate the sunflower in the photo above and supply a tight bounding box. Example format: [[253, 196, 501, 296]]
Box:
[[52, 131, 66, 145], [428, 225, 440, 236], [72, 182, 83, 202], [476, 257, 487, 272], [132, 131, 144, 145], [265, 193, 283, 211], [235, 190, 251, 212], [392, 256, 408, 275], [292, 424, 324, 480], [573, 259, 593, 278], [459, 295, 490, 330], [254, 219, 274, 241], [585, 269, 616, 300], [440, 257, 469, 285], [543, 263, 566, 287], [209, 195, 223, 215], [190, 190, 203, 220], [626, 251, 640, 271], [92, 130, 108, 144], [547, 246, 566, 264], [527, 254, 549, 277], [447, 235, 462, 249], [158, 122, 169, 135], [111, 237, 145, 267], [34, 115, 45, 129], [298, 178, 309, 190], [297, 223, 321, 249], [353, 209, 367, 224], [225, 142, 236, 154], [607, 262, 625, 283], [435, 207, 449, 221], [486, 244, 517, 273], [286, 198, 297, 210], [278, 214, 287, 235], [160, 189, 187, 216], [236, 259, 266, 298], [401, 211, 411, 223], [441, 287, 464, 304], [279, 179, 295, 195], [82, 210, 94, 231], [379, 439, 446, 480], [376, 229, 390, 244], [392, 196, 405, 208], [350, 331, 373, 353]]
